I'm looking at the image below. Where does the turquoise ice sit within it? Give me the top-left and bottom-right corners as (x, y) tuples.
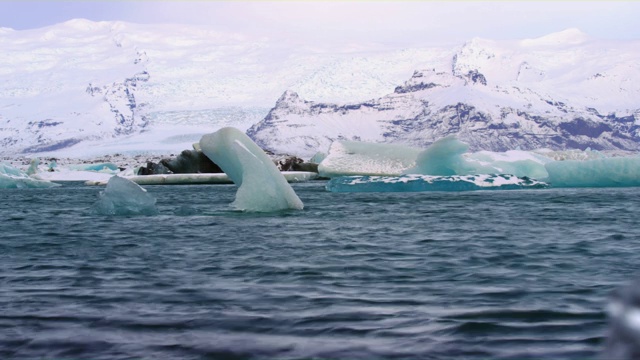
(93, 176), (158, 216)
(199, 127), (303, 212)
(0, 163), (60, 189)
(545, 156), (640, 187)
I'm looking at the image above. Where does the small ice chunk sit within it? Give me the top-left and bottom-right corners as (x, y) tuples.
(0, 163), (60, 189)
(199, 127), (303, 212)
(26, 158), (39, 176)
(93, 176), (158, 215)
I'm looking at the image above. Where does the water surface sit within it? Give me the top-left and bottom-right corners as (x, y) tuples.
(1, 182), (639, 359)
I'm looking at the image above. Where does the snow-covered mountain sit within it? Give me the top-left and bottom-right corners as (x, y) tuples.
(1, 21), (639, 159)
(248, 29), (640, 158)
(0, 19), (442, 157)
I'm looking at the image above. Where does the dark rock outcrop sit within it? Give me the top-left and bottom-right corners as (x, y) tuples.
(137, 149), (318, 176)
(137, 161), (172, 175)
(160, 150), (222, 174)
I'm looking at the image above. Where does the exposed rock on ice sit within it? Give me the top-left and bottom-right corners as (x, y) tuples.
(93, 176), (158, 216)
(199, 127), (304, 212)
(326, 174), (549, 192)
(157, 149), (222, 174)
(0, 163), (60, 189)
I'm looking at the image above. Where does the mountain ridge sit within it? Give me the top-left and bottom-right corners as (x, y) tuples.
(1, 20), (638, 157)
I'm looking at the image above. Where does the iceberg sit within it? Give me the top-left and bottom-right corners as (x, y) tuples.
(317, 136), (640, 188)
(68, 162), (120, 173)
(93, 176), (158, 216)
(326, 174), (549, 192)
(465, 150), (551, 179)
(545, 156), (640, 187)
(317, 137), (550, 179)
(199, 127), (303, 212)
(405, 136), (551, 178)
(0, 163), (60, 189)
(318, 140), (421, 178)
(404, 135), (473, 175)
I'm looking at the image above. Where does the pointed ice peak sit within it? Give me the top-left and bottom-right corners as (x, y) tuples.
(520, 28), (589, 47)
(276, 90), (302, 105)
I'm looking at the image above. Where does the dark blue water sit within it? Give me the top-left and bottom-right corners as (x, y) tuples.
(1, 182), (639, 359)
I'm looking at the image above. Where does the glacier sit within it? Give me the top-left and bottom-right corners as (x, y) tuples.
(247, 31), (640, 159)
(0, 163), (60, 189)
(199, 127), (304, 212)
(92, 176), (158, 216)
(326, 174), (549, 193)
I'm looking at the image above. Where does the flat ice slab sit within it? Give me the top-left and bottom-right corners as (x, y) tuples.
(326, 174), (549, 192)
(86, 172), (318, 186)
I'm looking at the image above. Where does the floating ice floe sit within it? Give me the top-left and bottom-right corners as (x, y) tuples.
(0, 163), (60, 189)
(200, 127), (304, 212)
(93, 176), (158, 216)
(317, 136), (551, 179)
(318, 136), (640, 188)
(318, 141), (421, 178)
(545, 156), (640, 187)
(326, 174), (549, 192)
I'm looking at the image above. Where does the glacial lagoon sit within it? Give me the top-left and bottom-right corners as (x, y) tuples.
(1, 181), (639, 359)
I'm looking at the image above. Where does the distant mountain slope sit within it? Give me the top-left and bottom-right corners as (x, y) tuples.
(247, 29), (640, 158)
(0, 19), (440, 155)
(1, 21), (639, 157)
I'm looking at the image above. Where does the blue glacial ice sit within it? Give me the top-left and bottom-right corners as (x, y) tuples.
(93, 176), (158, 216)
(69, 162), (120, 173)
(404, 135), (472, 175)
(405, 136), (552, 178)
(317, 136), (640, 188)
(545, 156), (640, 187)
(199, 127), (303, 212)
(0, 163), (60, 189)
(326, 174), (549, 193)
(317, 136), (550, 179)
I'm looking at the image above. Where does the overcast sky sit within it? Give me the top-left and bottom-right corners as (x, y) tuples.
(1, 1), (639, 47)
